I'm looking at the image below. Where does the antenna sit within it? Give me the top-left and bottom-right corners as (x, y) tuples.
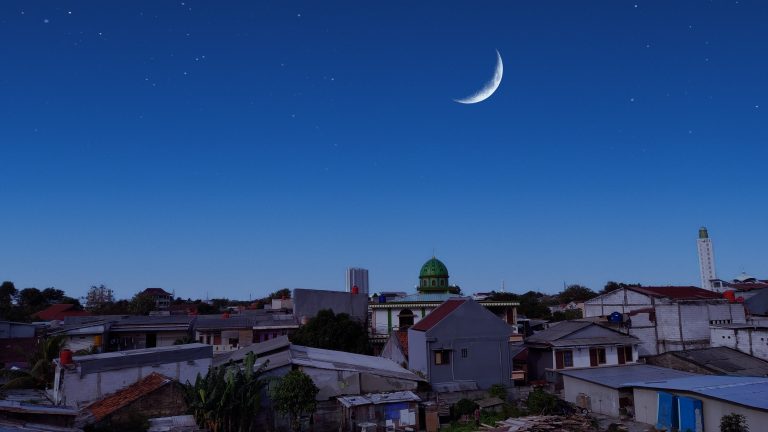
(501, 280), (506, 293)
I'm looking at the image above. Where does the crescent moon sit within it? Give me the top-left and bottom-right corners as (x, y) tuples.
(454, 50), (503, 104)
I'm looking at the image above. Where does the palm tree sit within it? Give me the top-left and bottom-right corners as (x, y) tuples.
(185, 351), (266, 432)
(1, 335), (66, 390)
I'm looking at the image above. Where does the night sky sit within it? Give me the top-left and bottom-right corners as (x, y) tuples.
(2, 1), (767, 300)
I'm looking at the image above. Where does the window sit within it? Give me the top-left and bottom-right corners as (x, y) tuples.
(555, 350), (573, 369)
(398, 309), (415, 329)
(461, 348), (468, 358)
(434, 350), (451, 365)
(618, 345), (633, 364)
(589, 348), (606, 366)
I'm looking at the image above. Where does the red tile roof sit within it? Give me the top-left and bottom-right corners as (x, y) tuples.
(629, 286), (722, 300)
(396, 330), (409, 357)
(86, 373), (172, 421)
(32, 303), (91, 321)
(411, 298), (467, 332)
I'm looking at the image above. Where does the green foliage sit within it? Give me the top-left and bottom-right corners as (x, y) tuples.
(557, 284), (596, 304)
(452, 398), (478, 419)
(185, 352), (266, 432)
(1, 335), (66, 390)
(128, 292), (156, 315)
(526, 388), (558, 415)
(270, 369), (319, 432)
(85, 284), (115, 312)
(551, 309), (583, 322)
(721, 413), (749, 432)
(488, 384), (507, 400)
(0, 281), (18, 316)
(290, 309), (371, 354)
(270, 288), (291, 299)
(602, 281), (641, 295)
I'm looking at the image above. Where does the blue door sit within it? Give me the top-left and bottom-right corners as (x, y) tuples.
(656, 392), (678, 430)
(677, 396), (703, 432)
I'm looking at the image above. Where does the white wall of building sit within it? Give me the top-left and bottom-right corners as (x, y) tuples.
(54, 354), (211, 408)
(711, 326), (768, 361)
(633, 387), (768, 432)
(562, 376), (620, 417)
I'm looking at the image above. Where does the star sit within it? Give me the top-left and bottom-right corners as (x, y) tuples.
(43, 18), (50, 24)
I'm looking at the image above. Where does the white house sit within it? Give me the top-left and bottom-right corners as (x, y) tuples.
(584, 286), (746, 356)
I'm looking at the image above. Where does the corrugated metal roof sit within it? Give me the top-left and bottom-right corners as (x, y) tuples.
(71, 343), (212, 376)
(667, 347), (768, 377)
(560, 365), (697, 389)
(338, 391), (420, 407)
(290, 345), (424, 382)
(524, 321), (593, 343)
(410, 298), (467, 332)
(213, 335), (290, 366)
(625, 375), (768, 410)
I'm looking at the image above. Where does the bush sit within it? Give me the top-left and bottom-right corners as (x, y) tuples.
(526, 388), (558, 415)
(721, 413), (749, 432)
(452, 398), (478, 419)
(488, 384), (507, 400)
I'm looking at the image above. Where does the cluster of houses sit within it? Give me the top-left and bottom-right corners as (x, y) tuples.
(4, 259), (768, 431)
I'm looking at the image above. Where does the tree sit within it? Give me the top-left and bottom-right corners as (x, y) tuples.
(270, 369), (319, 432)
(0, 281), (18, 318)
(290, 309), (371, 354)
(185, 352), (265, 432)
(129, 292), (156, 315)
(270, 288), (291, 299)
(1, 335), (66, 390)
(601, 281), (641, 295)
(85, 284), (115, 312)
(557, 284), (596, 304)
(16, 288), (47, 312)
(41, 287), (65, 304)
(721, 413), (749, 432)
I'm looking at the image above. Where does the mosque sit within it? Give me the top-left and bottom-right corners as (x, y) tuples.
(368, 256), (519, 350)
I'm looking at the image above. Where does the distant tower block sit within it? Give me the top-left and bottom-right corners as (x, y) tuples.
(697, 227), (718, 291)
(346, 267), (369, 295)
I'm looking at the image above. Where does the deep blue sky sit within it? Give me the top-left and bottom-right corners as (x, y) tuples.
(2, 1), (767, 301)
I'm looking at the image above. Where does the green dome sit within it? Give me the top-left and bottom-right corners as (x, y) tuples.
(419, 257), (449, 278)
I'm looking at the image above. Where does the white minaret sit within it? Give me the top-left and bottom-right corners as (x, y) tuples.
(697, 227), (718, 291)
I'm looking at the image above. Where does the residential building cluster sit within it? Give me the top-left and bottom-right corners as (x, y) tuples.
(2, 227), (768, 431)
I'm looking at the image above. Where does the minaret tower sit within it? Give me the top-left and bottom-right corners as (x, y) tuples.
(697, 227), (717, 291)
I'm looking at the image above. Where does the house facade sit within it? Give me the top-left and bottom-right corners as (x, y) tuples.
(408, 298), (516, 389)
(524, 321), (639, 384)
(583, 285), (746, 356)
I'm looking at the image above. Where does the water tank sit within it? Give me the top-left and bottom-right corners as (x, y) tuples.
(60, 349), (73, 365)
(351, 285), (359, 295)
(379, 294), (386, 303)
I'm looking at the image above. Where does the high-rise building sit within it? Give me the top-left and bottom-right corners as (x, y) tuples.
(697, 227), (718, 291)
(346, 267), (369, 295)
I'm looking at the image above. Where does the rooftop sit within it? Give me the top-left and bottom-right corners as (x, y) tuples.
(32, 304), (91, 321)
(337, 391), (420, 408)
(526, 320), (638, 347)
(411, 298), (467, 332)
(68, 343), (212, 376)
(85, 373), (172, 421)
(559, 364), (696, 389)
(662, 347), (768, 377)
(626, 375), (768, 410)
(628, 286), (723, 300)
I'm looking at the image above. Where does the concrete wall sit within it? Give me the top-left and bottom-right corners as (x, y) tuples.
(711, 326), (768, 361)
(293, 289), (368, 323)
(562, 376), (620, 417)
(632, 387), (768, 432)
(380, 335), (407, 367)
(407, 328), (427, 376)
(0, 322), (36, 338)
(57, 356), (211, 407)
